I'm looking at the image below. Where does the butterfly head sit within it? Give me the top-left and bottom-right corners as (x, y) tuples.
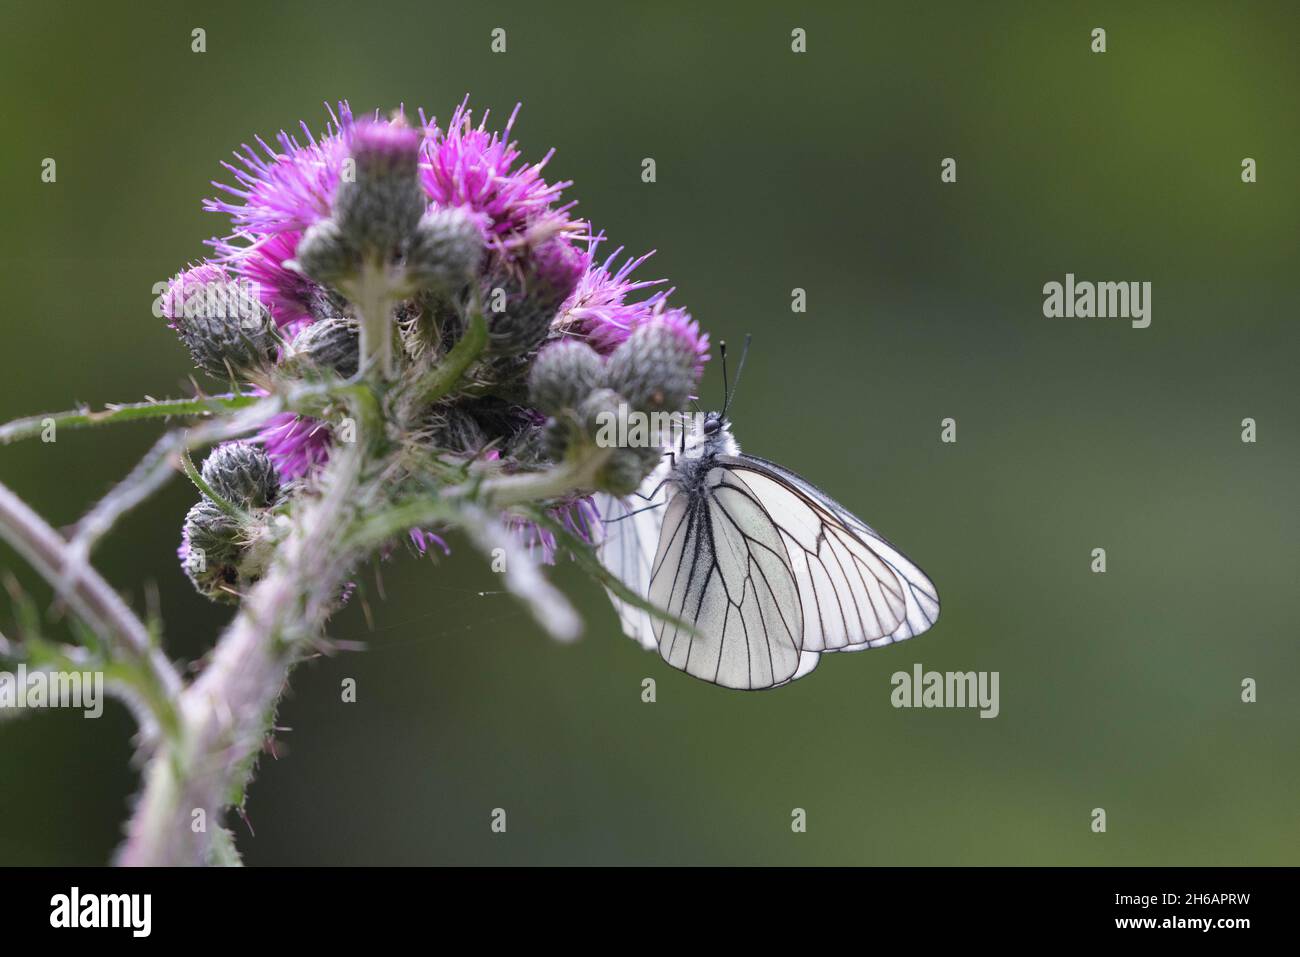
(684, 410), (738, 460)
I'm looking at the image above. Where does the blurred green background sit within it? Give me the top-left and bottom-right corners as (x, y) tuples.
(1, 0), (1296, 865)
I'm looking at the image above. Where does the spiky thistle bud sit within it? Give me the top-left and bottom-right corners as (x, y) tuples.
(178, 499), (249, 604)
(604, 317), (703, 415)
(406, 206), (486, 291)
(596, 445), (663, 496)
(577, 387), (626, 444)
(333, 121), (427, 258)
(483, 238), (585, 356)
(308, 287), (352, 324)
(295, 219), (356, 287)
(528, 339), (605, 414)
(287, 317), (360, 378)
(163, 266), (279, 379)
(200, 442), (280, 509)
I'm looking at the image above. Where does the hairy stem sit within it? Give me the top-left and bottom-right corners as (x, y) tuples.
(415, 310), (487, 405)
(347, 444), (613, 551)
(351, 262), (396, 381)
(117, 430), (365, 866)
(0, 394), (260, 446)
(0, 480), (183, 736)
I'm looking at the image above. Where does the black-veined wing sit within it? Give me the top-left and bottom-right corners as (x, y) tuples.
(717, 454), (940, 652)
(593, 461), (671, 651)
(647, 466), (810, 689)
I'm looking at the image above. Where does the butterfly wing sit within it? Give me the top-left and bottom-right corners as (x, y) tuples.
(647, 466), (806, 689)
(717, 453), (940, 651)
(593, 460), (670, 650)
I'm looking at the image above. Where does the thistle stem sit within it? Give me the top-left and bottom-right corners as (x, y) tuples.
(117, 428), (365, 866)
(0, 394), (260, 446)
(352, 262), (395, 381)
(0, 480), (183, 735)
(415, 310), (488, 404)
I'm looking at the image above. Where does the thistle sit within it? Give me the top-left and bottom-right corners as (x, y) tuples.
(0, 97), (708, 867)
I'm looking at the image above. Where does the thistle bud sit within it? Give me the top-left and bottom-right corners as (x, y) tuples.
(481, 276), (550, 356)
(528, 340), (605, 415)
(577, 387), (625, 445)
(288, 317), (360, 378)
(178, 499), (248, 604)
(163, 265), (279, 378)
(406, 206), (486, 291)
(604, 316), (703, 415)
(295, 219), (356, 287)
(530, 237), (586, 304)
(333, 121), (427, 257)
(308, 287), (351, 324)
(483, 238), (585, 356)
(199, 442), (279, 509)
(596, 445), (663, 496)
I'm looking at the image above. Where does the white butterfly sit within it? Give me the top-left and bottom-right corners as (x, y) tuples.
(595, 403), (940, 691)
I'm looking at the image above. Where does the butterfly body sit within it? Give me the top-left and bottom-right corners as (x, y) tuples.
(597, 408), (941, 690)
(664, 410), (737, 494)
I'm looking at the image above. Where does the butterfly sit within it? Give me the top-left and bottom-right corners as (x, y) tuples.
(595, 340), (940, 690)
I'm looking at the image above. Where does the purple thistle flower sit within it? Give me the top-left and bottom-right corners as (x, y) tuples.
(552, 237), (708, 373)
(419, 99), (577, 250)
(206, 102), (355, 236)
(504, 495), (602, 566)
(409, 528), (451, 556)
(176, 526), (194, 565)
(529, 235), (587, 301)
(349, 118), (422, 174)
(257, 412), (332, 480)
(641, 301), (710, 381)
(217, 230), (318, 335)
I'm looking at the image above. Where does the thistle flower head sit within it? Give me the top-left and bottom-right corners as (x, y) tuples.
(171, 97), (715, 595)
(420, 100), (578, 249)
(349, 118), (422, 175)
(257, 413), (332, 480)
(530, 235), (587, 300)
(482, 235), (587, 356)
(550, 238), (706, 374)
(220, 230), (318, 335)
(503, 496), (601, 566)
(206, 102), (354, 236)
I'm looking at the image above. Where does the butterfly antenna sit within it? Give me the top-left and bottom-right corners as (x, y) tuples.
(720, 334), (752, 417)
(719, 340), (730, 409)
